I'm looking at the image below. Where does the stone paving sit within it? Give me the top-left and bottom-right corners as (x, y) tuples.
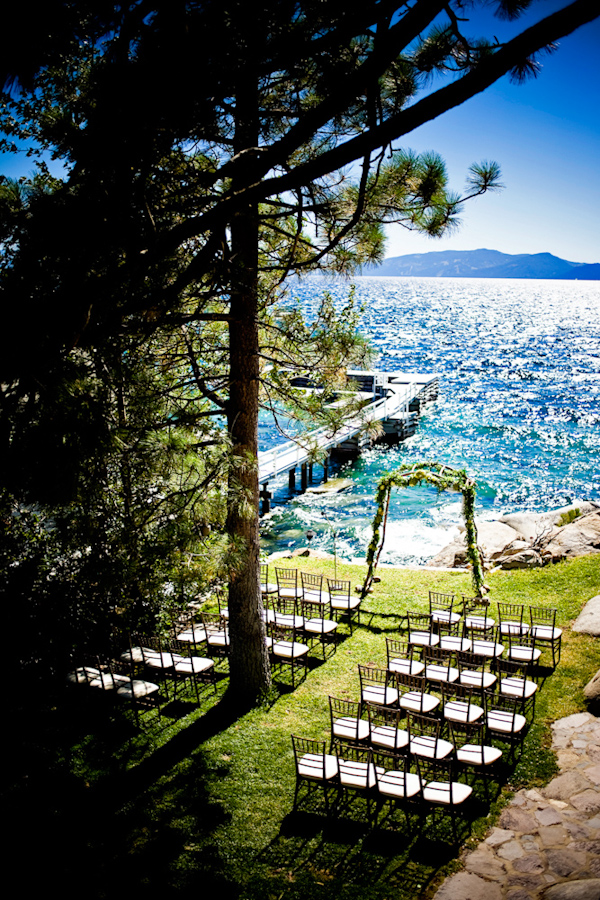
(434, 712), (600, 900)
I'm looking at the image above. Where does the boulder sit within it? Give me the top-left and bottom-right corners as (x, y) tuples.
(542, 511), (600, 562)
(474, 520), (523, 556)
(430, 519), (520, 568)
(435, 872), (503, 900)
(291, 547), (334, 560)
(495, 548), (544, 569)
(428, 539), (469, 568)
(306, 477), (353, 494)
(430, 503), (600, 571)
(584, 668), (600, 702)
(499, 501), (598, 543)
(573, 596), (600, 636)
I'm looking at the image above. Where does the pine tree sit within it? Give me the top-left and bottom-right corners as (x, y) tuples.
(1, 1), (597, 705)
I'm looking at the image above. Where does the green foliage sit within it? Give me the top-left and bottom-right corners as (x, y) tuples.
(362, 462), (485, 598)
(557, 508), (580, 527)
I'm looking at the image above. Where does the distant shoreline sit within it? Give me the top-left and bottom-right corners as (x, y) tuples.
(361, 248), (600, 281)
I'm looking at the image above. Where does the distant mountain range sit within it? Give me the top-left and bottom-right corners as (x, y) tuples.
(368, 249), (600, 280)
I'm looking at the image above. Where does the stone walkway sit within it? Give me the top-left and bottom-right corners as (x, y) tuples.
(434, 712), (600, 900)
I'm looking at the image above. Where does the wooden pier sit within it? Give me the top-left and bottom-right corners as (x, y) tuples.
(257, 370), (439, 513)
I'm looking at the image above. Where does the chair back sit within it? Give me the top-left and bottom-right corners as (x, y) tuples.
(442, 681), (484, 721)
(386, 637), (423, 675)
(335, 743), (376, 790)
(416, 755), (472, 807)
(276, 567), (298, 589)
(292, 735), (331, 781)
(367, 703), (409, 754)
(497, 602), (528, 635)
(429, 591), (455, 612)
(329, 695), (368, 744)
(301, 571), (323, 591)
(529, 605), (557, 629)
(359, 664), (398, 706)
(327, 578), (351, 601)
(423, 645), (454, 667)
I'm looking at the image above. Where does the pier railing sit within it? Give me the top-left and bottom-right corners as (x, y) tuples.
(257, 379), (424, 484)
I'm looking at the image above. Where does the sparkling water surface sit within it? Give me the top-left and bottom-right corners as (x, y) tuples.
(259, 277), (600, 565)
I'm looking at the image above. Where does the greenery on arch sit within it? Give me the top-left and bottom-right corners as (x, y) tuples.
(361, 462), (486, 599)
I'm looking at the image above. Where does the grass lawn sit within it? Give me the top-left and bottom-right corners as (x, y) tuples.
(8, 554), (600, 899)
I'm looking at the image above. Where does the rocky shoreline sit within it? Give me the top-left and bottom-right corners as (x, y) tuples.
(429, 501), (600, 572)
(265, 501), (600, 571)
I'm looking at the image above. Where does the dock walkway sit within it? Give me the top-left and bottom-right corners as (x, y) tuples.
(257, 370), (438, 512)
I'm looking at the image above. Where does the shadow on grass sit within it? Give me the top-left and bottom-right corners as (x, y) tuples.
(4, 684), (252, 899)
(247, 797), (471, 900)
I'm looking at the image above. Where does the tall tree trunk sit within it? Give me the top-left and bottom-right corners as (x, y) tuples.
(224, 43), (272, 706)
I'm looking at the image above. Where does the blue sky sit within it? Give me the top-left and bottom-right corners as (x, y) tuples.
(2, 3), (598, 265)
(386, 2), (600, 263)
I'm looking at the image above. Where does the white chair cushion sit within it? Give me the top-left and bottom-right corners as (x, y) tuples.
(499, 677), (537, 699)
(410, 736), (454, 759)
(465, 615), (495, 630)
(117, 679), (159, 699)
(333, 717), (370, 742)
(370, 726), (409, 751)
(261, 581), (278, 594)
(273, 613), (304, 629)
(500, 622), (529, 636)
(304, 618), (338, 634)
(361, 686), (399, 706)
(460, 670), (496, 690)
(174, 656), (214, 674)
(471, 639), (504, 657)
(67, 666), (100, 685)
(487, 709), (527, 734)
(424, 663), (459, 683)
(330, 596), (361, 611)
(339, 760), (381, 790)
(443, 700), (484, 724)
(399, 691), (439, 714)
(423, 780), (472, 805)
(298, 753), (338, 781)
(121, 647), (145, 663)
(508, 646), (542, 663)
(439, 636), (472, 653)
(302, 590), (326, 606)
(176, 626), (208, 643)
(272, 640), (309, 659)
(89, 672), (130, 691)
(431, 611), (461, 625)
(408, 631), (439, 647)
(388, 658), (425, 676)
(377, 770), (421, 799)
(530, 625), (562, 640)
(457, 743), (502, 766)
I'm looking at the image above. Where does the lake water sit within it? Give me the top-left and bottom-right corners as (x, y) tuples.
(259, 276), (600, 565)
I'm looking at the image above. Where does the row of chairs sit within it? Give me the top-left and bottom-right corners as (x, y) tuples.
(292, 736), (474, 840)
(330, 697), (504, 774)
(67, 655), (162, 727)
(387, 638), (537, 694)
(290, 603), (550, 837)
(166, 569), (364, 688)
(126, 634), (217, 701)
(425, 593), (562, 667)
(67, 632), (218, 726)
(264, 567), (362, 633)
(357, 664), (533, 753)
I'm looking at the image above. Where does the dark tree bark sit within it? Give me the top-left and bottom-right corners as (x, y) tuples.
(225, 35), (271, 705)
